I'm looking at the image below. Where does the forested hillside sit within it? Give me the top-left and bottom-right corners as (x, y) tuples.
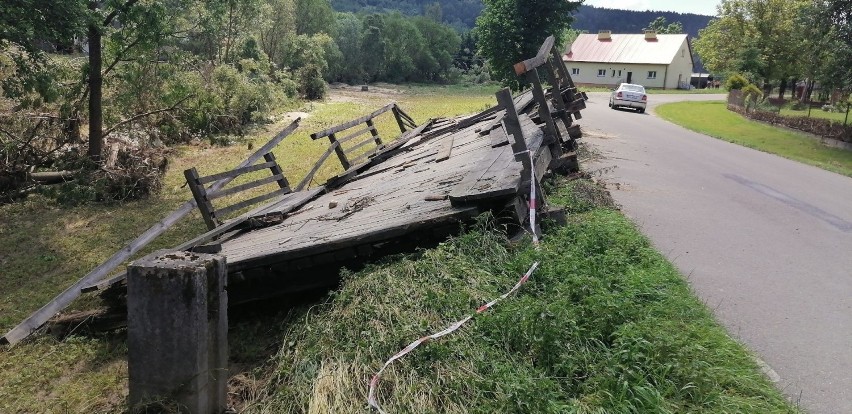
(329, 2), (714, 37)
(330, 0), (483, 30)
(573, 6), (713, 38)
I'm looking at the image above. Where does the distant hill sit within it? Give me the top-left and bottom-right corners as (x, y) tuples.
(329, 2), (713, 36)
(329, 0), (483, 30)
(572, 6), (714, 39)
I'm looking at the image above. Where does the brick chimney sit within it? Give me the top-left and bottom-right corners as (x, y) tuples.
(598, 30), (612, 40)
(644, 30), (657, 40)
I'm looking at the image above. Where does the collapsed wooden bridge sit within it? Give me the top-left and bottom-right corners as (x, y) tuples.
(2, 35), (587, 345)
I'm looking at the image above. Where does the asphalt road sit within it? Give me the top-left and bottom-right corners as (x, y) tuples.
(580, 92), (852, 413)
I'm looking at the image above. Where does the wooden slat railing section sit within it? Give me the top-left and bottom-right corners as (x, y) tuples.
(184, 152), (292, 231)
(298, 102), (419, 190)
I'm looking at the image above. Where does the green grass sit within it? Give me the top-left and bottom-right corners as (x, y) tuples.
(780, 106), (851, 124)
(243, 177), (796, 413)
(0, 86), (797, 412)
(656, 101), (852, 177)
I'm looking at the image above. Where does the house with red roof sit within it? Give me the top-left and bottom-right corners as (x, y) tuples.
(564, 30), (694, 89)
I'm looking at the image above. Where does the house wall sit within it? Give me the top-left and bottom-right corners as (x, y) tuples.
(566, 38), (695, 89)
(666, 38), (694, 89)
(566, 62), (668, 88)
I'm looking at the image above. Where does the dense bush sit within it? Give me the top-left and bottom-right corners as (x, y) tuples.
(726, 74), (749, 91)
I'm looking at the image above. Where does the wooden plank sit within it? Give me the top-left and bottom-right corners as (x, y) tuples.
(490, 127), (509, 148)
(336, 125), (375, 145)
(294, 141), (340, 191)
(348, 151), (375, 167)
(365, 119), (383, 145)
(526, 68), (561, 145)
(391, 106), (407, 133)
(329, 133), (351, 170)
(343, 136), (377, 155)
(1, 118), (301, 346)
(217, 188), (292, 218)
(448, 144), (506, 204)
(514, 35), (555, 75)
(550, 45), (576, 90)
(83, 187), (326, 293)
(207, 174), (286, 200)
(264, 152), (290, 191)
(184, 167), (219, 230)
(435, 133), (456, 162)
(197, 161), (278, 185)
(310, 104), (395, 140)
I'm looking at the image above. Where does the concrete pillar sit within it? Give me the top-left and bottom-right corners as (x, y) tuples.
(127, 250), (228, 414)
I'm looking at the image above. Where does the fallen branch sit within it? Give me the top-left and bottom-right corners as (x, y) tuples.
(101, 94), (193, 140)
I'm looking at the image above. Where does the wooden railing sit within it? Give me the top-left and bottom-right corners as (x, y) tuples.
(184, 152), (291, 230)
(296, 103), (418, 190)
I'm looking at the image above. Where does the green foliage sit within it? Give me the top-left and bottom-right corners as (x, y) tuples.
(726, 74), (749, 91)
(475, 0), (581, 90)
(295, 0), (337, 36)
(742, 83), (763, 106)
(645, 16), (684, 34)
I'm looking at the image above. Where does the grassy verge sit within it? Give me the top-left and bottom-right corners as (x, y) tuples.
(656, 101), (852, 177)
(243, 177), (796, 413)
(780, 106), (850, 124)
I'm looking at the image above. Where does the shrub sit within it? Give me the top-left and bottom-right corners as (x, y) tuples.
(726, 74), (749, 91)
(742, 83), (763, 110)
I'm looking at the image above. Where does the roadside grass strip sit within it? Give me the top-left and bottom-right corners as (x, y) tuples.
(656, 100), (852, 177)
(245, 177), (797, 413)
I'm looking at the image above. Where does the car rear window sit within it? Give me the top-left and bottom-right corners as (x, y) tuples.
(622, 85), (645, 93)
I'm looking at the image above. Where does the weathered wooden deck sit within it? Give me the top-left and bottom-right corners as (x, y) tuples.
(218, 110), (546, 278)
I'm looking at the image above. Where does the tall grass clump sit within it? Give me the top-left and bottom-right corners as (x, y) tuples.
(245, 176), (797, 414)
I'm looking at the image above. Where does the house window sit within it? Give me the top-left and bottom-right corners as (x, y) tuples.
(648, 71), (657, 79)
(618, 70), (622, 77)
(612, 70), (616, 77)
(682, 49), (685, 57)
(597, 69), (606, 77)
(572, 68), (580, 75)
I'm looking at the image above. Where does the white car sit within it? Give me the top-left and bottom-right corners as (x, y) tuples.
(609, 83), (647, 113)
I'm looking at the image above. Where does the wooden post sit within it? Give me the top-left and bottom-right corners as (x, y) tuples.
(366, 119), (383, 146)
(263, 152), (290, 191)
(550, 45), (575, 90)
(495, 88), (532, 178)
(127, 251), (228, 414)
(525, 68), (562, 146)
(184, 168), (219, 230)
(328, 133), (351, 170)
(391, 106), (407, 133)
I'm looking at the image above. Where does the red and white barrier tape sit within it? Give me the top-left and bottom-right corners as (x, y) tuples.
(367, 262), (540, 413)
(528, 153), (539, 245)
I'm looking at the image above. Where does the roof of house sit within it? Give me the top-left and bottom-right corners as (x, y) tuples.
(564, 33), (691, 65)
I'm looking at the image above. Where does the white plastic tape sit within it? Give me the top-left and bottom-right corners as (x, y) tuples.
(368, 262), (541, 413)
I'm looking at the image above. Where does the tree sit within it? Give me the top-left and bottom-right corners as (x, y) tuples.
(475, 0), (582, 90)
(295, 0), (336, 36)
(645, 16), (684, 34)
(361, 15), (386, 82)
(817, 0), (852, 91)
(694, 0), (806, 92)
(334, 13), (364, 83)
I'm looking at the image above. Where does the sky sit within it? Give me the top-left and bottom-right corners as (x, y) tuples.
(582, 0), (722, 16)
